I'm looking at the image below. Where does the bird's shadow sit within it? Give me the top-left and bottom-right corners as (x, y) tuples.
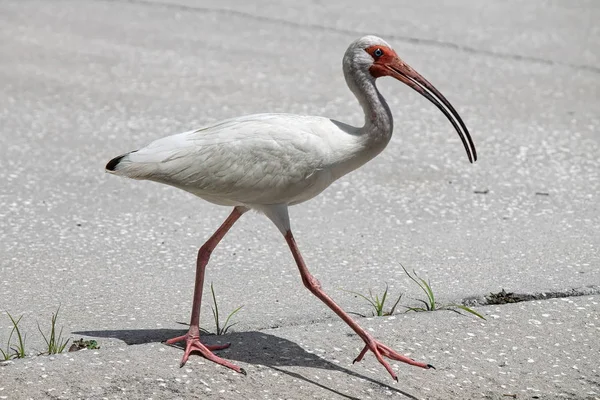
(73, 328), (419, 400)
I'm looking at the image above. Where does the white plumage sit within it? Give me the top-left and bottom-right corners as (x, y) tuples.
(106, 35), (476, 380)
(109, 114), (376, 209)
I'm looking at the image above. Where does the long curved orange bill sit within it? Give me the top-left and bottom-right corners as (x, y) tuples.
(386, 59), (477, 163)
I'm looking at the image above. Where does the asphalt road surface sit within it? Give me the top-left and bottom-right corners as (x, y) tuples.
(1, 0), (598, 399)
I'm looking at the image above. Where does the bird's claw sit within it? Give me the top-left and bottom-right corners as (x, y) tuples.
(165, 331), (245, 374)
(353, 338), (431, 381)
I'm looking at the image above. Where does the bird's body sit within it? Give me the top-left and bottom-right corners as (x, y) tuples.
(110, 113), (387, 211)
(106, 35), (476, 380)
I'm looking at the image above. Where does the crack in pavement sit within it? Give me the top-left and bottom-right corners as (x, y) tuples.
(257, 285), (600, 331)
(95, 0), (600, 74)
(203, 285), (600, 334)
(463, 285), (600, 307)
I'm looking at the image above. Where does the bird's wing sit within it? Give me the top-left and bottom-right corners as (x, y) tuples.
(113, 114), (351, 205)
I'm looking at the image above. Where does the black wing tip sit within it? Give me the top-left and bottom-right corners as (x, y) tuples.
(106, 154), (126, 171)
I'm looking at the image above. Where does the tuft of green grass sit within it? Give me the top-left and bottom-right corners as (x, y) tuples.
(37, 306), (70, 355)
(345, 284), (403, 317)
(201, 282), (243, 336)
(401, 265), (486, 320)
(0, 312), (26, 360)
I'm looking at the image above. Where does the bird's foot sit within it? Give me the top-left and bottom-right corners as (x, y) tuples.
(353, 337), (433, 381)
(165, 332), (246, 375)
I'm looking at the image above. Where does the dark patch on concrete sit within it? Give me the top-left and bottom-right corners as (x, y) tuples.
(462, 285), (600, 307)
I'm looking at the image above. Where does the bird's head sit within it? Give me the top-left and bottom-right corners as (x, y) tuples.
(344, 35), (477, 163)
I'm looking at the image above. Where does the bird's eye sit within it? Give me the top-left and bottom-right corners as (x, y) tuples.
(373, 48), (383, 57)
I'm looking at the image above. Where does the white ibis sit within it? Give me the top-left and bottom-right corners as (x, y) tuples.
(106, 35), (477, 381)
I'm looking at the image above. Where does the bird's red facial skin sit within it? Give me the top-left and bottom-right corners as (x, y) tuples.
(365, 45), (399, 78)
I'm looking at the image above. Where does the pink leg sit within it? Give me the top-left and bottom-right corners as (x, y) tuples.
(166, 207), (247, 374)
(284, 231), (433, 381)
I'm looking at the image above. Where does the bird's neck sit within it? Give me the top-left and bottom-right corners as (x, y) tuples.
(325, 69), (394, 182)
(348, 73), (394, 144)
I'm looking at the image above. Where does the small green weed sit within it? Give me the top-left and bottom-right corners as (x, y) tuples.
(0, 312), (26, 360)
(345, 285), (402, 317)
(401, 265), (485, 320)
(69, 338), (99, 352)
(37, 306), (70, 355)
(201, 282), (243, 335)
